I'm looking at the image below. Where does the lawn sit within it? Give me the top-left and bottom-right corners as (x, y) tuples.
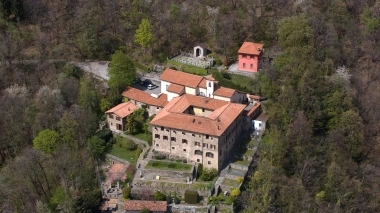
(222, 178), (241, 188)
(145, 160), (192, 171)
(212, 70), (257, 93)
(244, 149), (255, 157)
(132, 132), (152, 145)
(230, 73), (256, 92)
(108, 138), (141, 166)
(167, 59), (208, 76)
(233, 160), (251, 166)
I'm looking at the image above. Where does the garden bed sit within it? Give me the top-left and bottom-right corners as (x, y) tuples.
(145, 160), (192, 171)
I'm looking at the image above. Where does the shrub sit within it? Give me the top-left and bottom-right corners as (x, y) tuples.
(136, 147), (143, 158)
(124, 139), (138, 151)
(152, 162), (159, 167)
(154, 191), (166, 201)
(140, 207), (151, 213)
(168, 163), (176, 168)
(200, 168), (218, 181)
(230, 188), (241, 197)
(123, 186), (131, 199)
(95, 129), (113, 143)
(237, 177), (244, 184)
(197, 164), (203, 179)
(221, 70), (231, 79)
(184, 190), (198, 204)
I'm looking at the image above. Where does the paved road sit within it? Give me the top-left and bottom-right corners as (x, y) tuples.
(72, 61), (110, 80)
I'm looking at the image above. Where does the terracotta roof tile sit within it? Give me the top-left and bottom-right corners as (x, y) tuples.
(122, 87), (168, 107)
(245, 103), (261, 117)
(199, 76), (217, 88)
(124, 200), (167, 212)
(150, 94), (246, 136)
(105, 102), (138, 118)
(213, 86), (236, 98)
(166, 83), (185, 94)
(160, 69), (204, 88)
(238, 42), (264, 55)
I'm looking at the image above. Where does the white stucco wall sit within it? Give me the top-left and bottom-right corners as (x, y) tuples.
(185, 87), (197, 95)
(213, 95), (231, 102)
(160, 80), (170, 94)
(167, 92), (179, 101)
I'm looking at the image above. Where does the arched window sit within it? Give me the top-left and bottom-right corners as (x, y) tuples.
(206, 152), (214, 158)
(194, 150), (202, 155)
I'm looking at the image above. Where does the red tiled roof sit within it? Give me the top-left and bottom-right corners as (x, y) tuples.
(166, 83), (185, 94)
(124, 200), (167, 212)
(160, 69), (204, 88)
(246, 103), (261, 117)
(105, 102), (138, 118)
(213, 86), (236, 98)
(249, 94), (261, 100)
(238, 42), (264, 55)
(198, 76), (217, 88)
(150, 94), (246, 136)
(122, 87), (168, 107)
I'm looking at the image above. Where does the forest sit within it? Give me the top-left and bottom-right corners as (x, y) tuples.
(1, 0), (380, 212)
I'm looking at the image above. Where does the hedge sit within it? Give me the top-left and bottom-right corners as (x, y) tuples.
(184, 190), (198, 204)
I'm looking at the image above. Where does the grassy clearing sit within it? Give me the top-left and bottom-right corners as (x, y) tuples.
(145, 160), (192, 171)
(167, 59), (208, 76)
(132, 132), (152, 145)
(245, 149), (255, 157)
(222, 178), (241, 187)
(108, 138), (141, 166)
(233, 160), (251, 166)
(212, 70), (257, 93)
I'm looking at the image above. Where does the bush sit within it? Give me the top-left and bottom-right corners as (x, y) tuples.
(95, 129), (113, 143)
(123, 186), (131, 199)
(140, 207), (151, 213)
(237, 177), (244, 184)
(200, 168), (218, 181)
(230, 188), (241, 197)
(184, 190), (198, 204)
(154, 191), (166, 201)
(124, 139), (138, 151)
(168, 163), (176, 168)
(221, 70), (232, 79)
(197, 164), (203, 179)
(152, 162), (159, 167)
(136, 147), (143, 158)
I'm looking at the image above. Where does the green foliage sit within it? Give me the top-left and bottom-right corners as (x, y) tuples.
(154, 191), (166, 201)
(63, 63), (83, 79)
(360, 6), (380, 32)
(184, 190), (198, 204)
(197, 164), (203, 179)
(79, 75), (101, 114)
(100, 98), (111, 112)
(108, 50), (136, 94)
(87, 136), (106, 157)
(33, 129), (59, 154)
(123, 186), (131, 199)
(230, 188), (241, 197)
(200, 168), (218, 181)
(237, 177), (244, 184)
(277, 16), (313, 49)
(135, 18), (154, 49)
(211, 70), (254, 93)
(73, 189), (101, 213)
(94, 129), (113, 143)
(124, 138), (138, 151)
(140, 207), (151, 213)
(167, 59), (208, 75)
(50, 186), (66, 208)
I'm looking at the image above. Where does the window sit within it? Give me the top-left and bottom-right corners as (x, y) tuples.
(210, 145), (216, 149)
(171, 137), (176, 142)
(250, 64), (253, 69)
(243, 63), (246, 68)
(259, 123), (262, 127)
(182, 132), (185, 135)
(183, 149), (186, 152)
(210, 137), (213, 140)
(157, 107), (159, 109)
(163, 136), (168, 140)
(203, 143), (208, 148)
(161, 127), (164, 131)
(166, 128), (169, 132)
(173, 130), (176, 134)
(206, 152), (214, 158)
(208, 82), (211, 87)
(197, 159), (200, 162)
(155, 134), (160, 139)
(156, 144), (159, 147)
(192, 134), (195, 137)
(219, 151), (222, 156)
(116, 116), (121, 121)
(202, 108), (205, 112)
(208, 161), (211, 164)
(154, 127), (158, 130)
(195, 150), (202, 155)
(206, 135), (209, 139)
(166, 84), (169, 89)
(195, 142), (201, 146)
(172, 147), (175, 149)
(182, 139), (188, 144)
(109, 114), (114, 119)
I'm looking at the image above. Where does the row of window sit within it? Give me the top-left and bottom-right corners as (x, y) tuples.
(242, 63), (254, 69)
(108, 114), (121, 121)
(154, 130), (213, 140)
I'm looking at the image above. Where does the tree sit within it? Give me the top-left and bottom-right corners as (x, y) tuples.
(33, 129), (60, 154)
(87, 136), (106, 157)
(123, 186), (131, 199)
(153, 191), (166, 201)
(135, 18), (154, 58)
(108, 50), (136, 99)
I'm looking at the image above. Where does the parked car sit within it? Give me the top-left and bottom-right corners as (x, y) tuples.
(140, 79), (152, 87)
(148, 84), (158, 90)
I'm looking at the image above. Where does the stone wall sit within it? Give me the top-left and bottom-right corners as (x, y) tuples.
(230, 163), (249, 171)
(142, 163), (195, 180)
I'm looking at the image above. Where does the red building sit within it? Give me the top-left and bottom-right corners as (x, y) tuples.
(237, 42), (264, 72)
